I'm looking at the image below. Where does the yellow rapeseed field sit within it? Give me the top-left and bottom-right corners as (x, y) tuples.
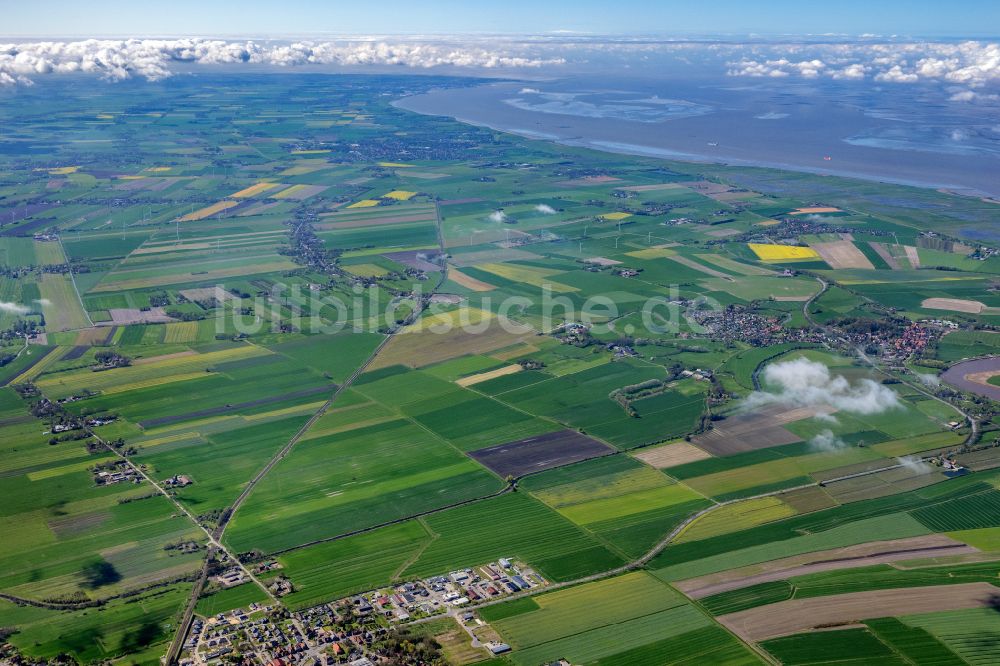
(674, 496), (797, 543)
(455, 364), (522, 387)
(600, 211), (633, 221)
(347, 199), (381, 209)
(409, 307), (495, 331)
(164, 321), (201, 343)
(36, 166), (80, 175)
(626, 247), (677, 260)
(271, 184), (309, 199)
(748, 243), (821, 261)
(383, 190), (417, 201)
(179, 200), (239, 221)
(230, 182), (280, 198)
(281, 164), (326, 176)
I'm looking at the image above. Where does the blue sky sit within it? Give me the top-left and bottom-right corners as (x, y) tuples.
(4, 0), (999, 38)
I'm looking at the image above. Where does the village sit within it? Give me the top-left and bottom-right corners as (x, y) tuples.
(181, 558), (545, 666)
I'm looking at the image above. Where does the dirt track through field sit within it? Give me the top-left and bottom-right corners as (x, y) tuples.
(448, 268), (497, 291)
(456, 364), (522, 387)
(677, 534), (977, 599)
(789, 207), (842, 215)
(868, 241), (901, 269)
(667, 254), (734, 278)
(691, 404), (836, 455)
(718, 582), (997, 641)
(634, 441), (712, 468)
(922, 297), (987, 314)
(164, 202), (454, 664)
(810, 240), (874, 270)
(469, 429), (614, 478)
(319, 212), (436, 229)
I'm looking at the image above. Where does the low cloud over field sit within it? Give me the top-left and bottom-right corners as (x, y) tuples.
(0, 301), (30, 315)
(916, 372), (941, 388)
(748, 357), (902, 415)
(809, 429), (846, 452)
(897, 455), (934, 474)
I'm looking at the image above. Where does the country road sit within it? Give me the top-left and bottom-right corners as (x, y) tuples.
(409, 464), (907, 624)
(801, 275), (978, 446)
(162, 228), (981, 662)
(165, 203), (455, 663)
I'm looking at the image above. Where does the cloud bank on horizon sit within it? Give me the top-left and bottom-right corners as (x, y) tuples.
(0, 38), (565, 86)
(724, 40), (1000, 88)
(1, 37), (1000, 95)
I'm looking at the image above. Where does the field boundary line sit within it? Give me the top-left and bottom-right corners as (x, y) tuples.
(16, 384), (277, 665)
(409, 463), (943, 628)
(801, 274), (978, 444)
(0, 568), (199, 611)
(217, 200), (452, 543)
(265, 483), (515, 557)
(58, 234), (95, 328)
(392, 518), (439, 581)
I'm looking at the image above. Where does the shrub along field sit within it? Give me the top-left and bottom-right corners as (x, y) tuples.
(0, 582), (191, 663)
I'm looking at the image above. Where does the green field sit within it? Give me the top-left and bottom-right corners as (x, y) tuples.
(0, 67), (997, 666)
(0, 585), (190, 663)
(488, 572), (761, 666)
(761, 628), (903, 665)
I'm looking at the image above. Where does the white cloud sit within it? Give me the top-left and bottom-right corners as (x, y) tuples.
(875, 65), (920, 83)
(33, 298), (52, 307)
(814, 411), (840, 424)
(4, 37), (1000, 90)
(0, 38), (565, 86)
(488, 210), (508, 223)
(915, 372), (941, 388)
(832, 63), (867, 80)
(748, 357), (902, 415)
(809, 429), (846, 452)
(795, 59), (826, 78)
(897, 455), (933, 475)
(949, 88), (1000, 102)
(726, 41), (1000, 86)
(534, 204), (557, 214)
(0, 301), (30, 314)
